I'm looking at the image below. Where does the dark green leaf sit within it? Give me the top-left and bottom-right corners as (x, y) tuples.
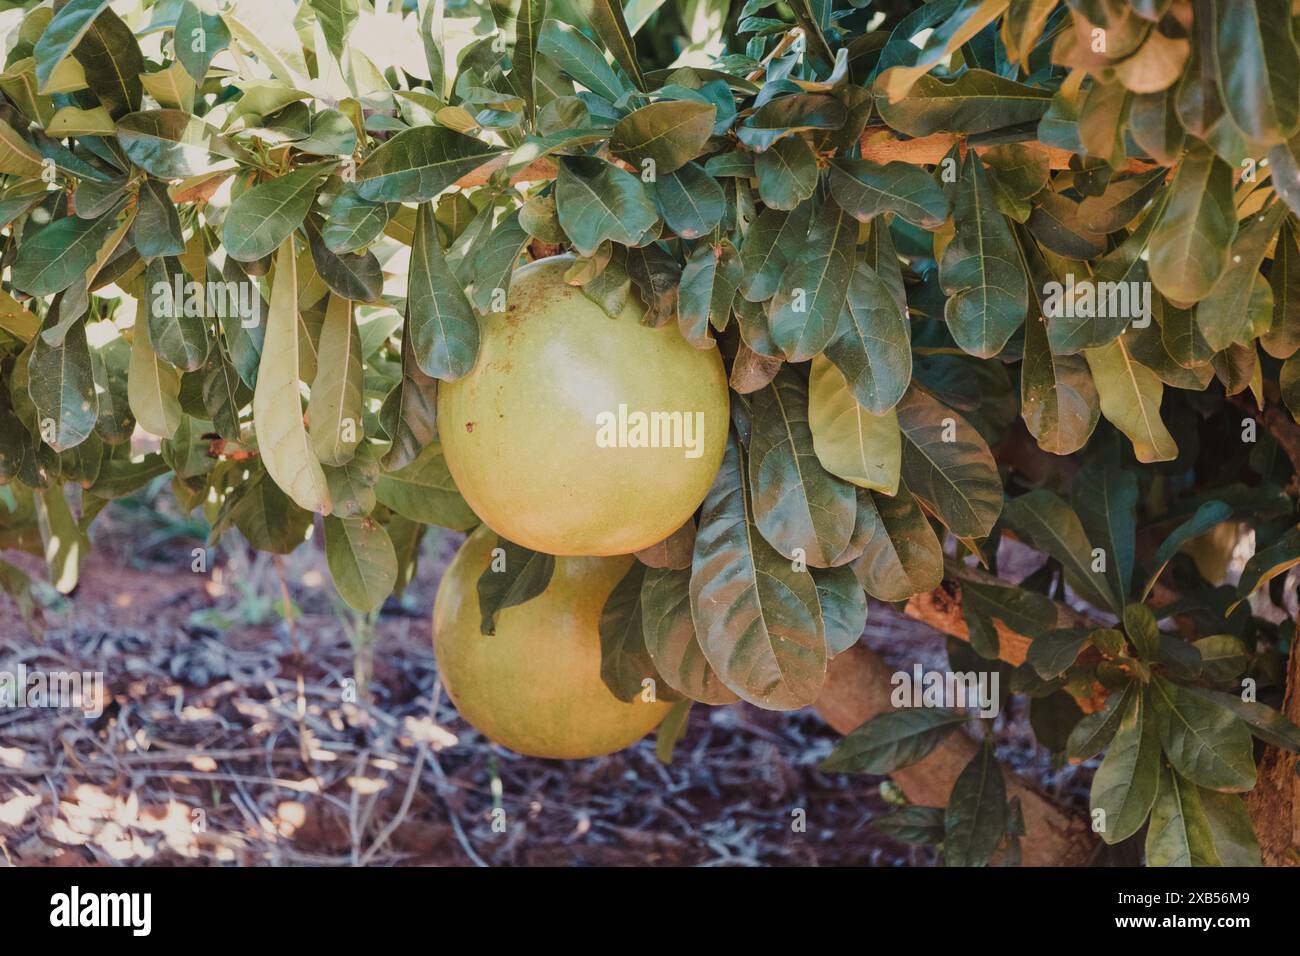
(1151, 676), (1256, 792)
(944, 741), (1007, 868)
(828, 157), (950, 229)
(940, 152), (1028, 358)
(355, 126), (502, 203)
(477, 536), (554, 635)
(689, 435), (827, 709)
(642, 565), (736, 704)
(823, 708), (967, 774)
(223, 168), (326, 262)
(611, 100), (715, 174)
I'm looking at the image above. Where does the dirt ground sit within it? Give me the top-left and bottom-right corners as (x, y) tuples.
(0, 494), (1087, 867)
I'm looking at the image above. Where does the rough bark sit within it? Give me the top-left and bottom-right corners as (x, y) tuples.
(1244, 639), (1300, 865)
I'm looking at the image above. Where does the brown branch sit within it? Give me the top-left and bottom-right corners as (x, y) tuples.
(1230, 387), (1300, 864)
(451, 127), (1160, 191)
(811, 642), (1098, 866)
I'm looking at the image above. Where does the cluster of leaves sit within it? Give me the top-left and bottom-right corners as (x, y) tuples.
(2, 0), (1300, 864)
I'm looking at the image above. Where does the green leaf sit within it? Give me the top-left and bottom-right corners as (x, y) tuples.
(200, 341), (245, 443)
(1264, 215), (1300, 358)
(252, 238), (331, 515)
(1199, 788), (1262, 866)
(374, 439), (476, 528)
(1020, 311), (1099, 455)
(508, 0), (547, 120)
(1148, 143), (1237, 304)
(34, 0), (110, 94)
(355, 126), (502, 203)
(1181, 686), (1300, 754)
(1214, 0), (1300, 145)
(1124, 603), (1160, 659)
(322, 188), (391, 255)
(470, 210), (531, 313)
(1195, 201), (1287, 351)
(598, 562), (659, 701)
(555, 156), (659, 256)
(1090, 685), (1161, 844)
(143, 258), (209, 372)
(1072, 171), (1163, 236)
(324, 515), (396, 613)
(1232, 524), (1300, 608)
(1067, 681), (1134, 761)
(1140, 500), (1231, 600)
(739, 203), (812, 303)
(537, 20), (628, 103)
(28, 309), (97, 453)
(766, 199), (856, 361)
(754, 134), (818, 211)
(873, 805), (946, 846)
(823, 709), (967, 774)
(690, 435), (827, 709)
(1145, 762), (1223, 866)
(1193, 635), (1248, 683)
(132, 179), (185, 258)
(813, 564), (868, 654)
(896, 386), (1001, 539)
(309, 0), (359, 63)
(642, 565), (736, 704)
(12, 204), (128, 296)
(808, 355), (900, 495)
(851, 488), (944, 602)
(379, 334), (439, 471)
(176, 0), (230, 82)
(823, 232), (911, 415)
(940, 152), (1029, 358)
(944, 740), (1007, 868)
(652, 162), (725, 240)
(875, 0), (1009, 103)
(223, 168), (325, 263)
(407, 201), (480, 381)
(748, 367), (858, 567)
(829, 157), (950, 230)
(0, 118), (48, 179)
(738, 93), (847, 151)
(70, 3), (141, 118)
(875, 68), (1052, 137)
(1003, 488), (1117, 613)
(1026, 628), (1092, 680)
(301, 215), (380, 301)
(116, 109), (251, 179)
(1083, 336), (1178, 464)
(573, 0), (646, 92)
(678, 238), (740, 347)
(476, 536), (555, 635)
(611, 100), (715, 174)
(1151, 676), (1256, 792)
(127, 319), (182, 439)
(307, 294), (362, 466)
(1072, 457), (1137, 609)
(35, 483), (87, 594)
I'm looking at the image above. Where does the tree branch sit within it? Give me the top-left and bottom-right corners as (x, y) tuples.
(812, 642), (1098, 866)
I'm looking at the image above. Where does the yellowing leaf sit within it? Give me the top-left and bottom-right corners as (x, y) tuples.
(1084, 337), (1178, 463)
(253, 238), (332, 515)
(808, 355), (901, 495)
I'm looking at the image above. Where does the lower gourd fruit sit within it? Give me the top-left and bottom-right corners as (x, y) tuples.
(438, 254), (729, 556)
(432, 524), (673, 759)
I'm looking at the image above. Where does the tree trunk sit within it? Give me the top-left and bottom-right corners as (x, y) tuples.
(1245, 639), (1300, 865)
